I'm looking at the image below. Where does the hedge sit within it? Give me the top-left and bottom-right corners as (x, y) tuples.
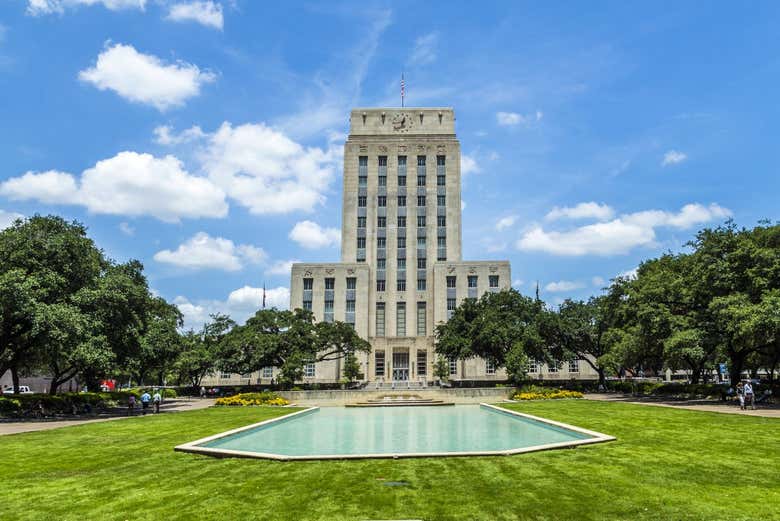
(214, 392), (289, 407)
(0, 391), (140, 418)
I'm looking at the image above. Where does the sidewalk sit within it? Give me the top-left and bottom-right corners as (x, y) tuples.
(585, 393), (780, 418)
(0, 398), (216, 436)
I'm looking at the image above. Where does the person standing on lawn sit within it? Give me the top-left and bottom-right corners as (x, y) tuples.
(152, 390), (162, 414)
(736, 382), (745, 410)
(140, 391), (151, 415)
(128, 394), (136, 415)
(743, 381), (755, 410)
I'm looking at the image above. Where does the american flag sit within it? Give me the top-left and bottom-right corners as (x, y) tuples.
(401, 73), (405, 107)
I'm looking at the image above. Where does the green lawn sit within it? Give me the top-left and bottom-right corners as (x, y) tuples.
(1, 401), (778, 521)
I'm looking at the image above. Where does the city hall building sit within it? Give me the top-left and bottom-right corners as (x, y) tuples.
(289, 107), (511, 385)
(204, 107), (598, 387)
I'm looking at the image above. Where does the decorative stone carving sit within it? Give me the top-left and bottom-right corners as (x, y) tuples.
(398, 145), (407, 152)
(359, 144), (368, 153)
(468, 266), (477, 274)
(325, 268), (335, 275)
(447, 266), (456, 273)
(303, 270), (313, 276)
(378, 145), (388, 153)
(417, 145), (425, 153)
(489, 266), (498, 273)
(347, 268), (355, 275)
(437, 145), (446, 154)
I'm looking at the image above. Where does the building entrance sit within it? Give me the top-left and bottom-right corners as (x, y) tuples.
(392, 352), (410, 381)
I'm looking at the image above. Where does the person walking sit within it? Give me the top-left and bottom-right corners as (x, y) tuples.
(744, 381), (755, 410)
(152, 390), (162, 414)
(736, 382), (745, 410)
(128, 394), (136, 416)
(140, 390), (151, 415)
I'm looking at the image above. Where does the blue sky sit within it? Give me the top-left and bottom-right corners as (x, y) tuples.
(1, 1), (779, 329)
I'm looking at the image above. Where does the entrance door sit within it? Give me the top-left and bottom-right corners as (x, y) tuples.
(392, 352), (409, 381)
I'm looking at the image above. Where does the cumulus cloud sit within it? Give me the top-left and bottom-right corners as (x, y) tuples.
(496, 110), (543, 127)
(27, 0), (145, 15)
(662, 150), (687, 166)
(153, 124), (206, 145)
(495, 215), (517, 231)
(545, 202), (615, 222)
(409, 32), (438, 66)
(154, 232), (266, 271)
(118, 222), (135, 236)
(618, 267), (638, 280)
(78, 43), (215, 111)
(0, 152), (227, 222)
(174, 286), (290, 330)
(199, 122), (338, 214)
(166, 1), (223, 30)
(265, 259), (299, 277)
(289, 220), (341, 249)
(0, 210), (24, 230)
(592, 276), (606, 287)
(544, 280), (585, 292)
(518, 203), (732, 256)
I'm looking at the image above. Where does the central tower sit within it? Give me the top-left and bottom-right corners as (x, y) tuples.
(291, 107), (510, 384)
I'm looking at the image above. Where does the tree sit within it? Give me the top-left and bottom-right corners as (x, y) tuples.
(0, 215), (160, 393)
(342, 352), (361, 383)
(175, 314), (235, 388)
(435, 289), (550, 382)
(134, 297), (184, 386)
(433, 356), (450, 382)
(555, 297), (619, 388)
(218, 308), (370, 387)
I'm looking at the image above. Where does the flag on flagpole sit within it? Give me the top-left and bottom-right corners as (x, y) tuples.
(401, 73), (405, 107)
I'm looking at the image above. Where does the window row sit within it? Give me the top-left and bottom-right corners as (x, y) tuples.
(374, 302), (427, 337)
(358, 155), (446, 187)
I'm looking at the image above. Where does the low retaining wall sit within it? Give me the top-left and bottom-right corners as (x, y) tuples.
(277, 387), (513, 406)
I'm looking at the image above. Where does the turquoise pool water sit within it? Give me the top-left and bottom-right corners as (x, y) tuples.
(200, 405), (591, 457)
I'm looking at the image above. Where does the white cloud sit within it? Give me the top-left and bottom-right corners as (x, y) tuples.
(496, 112), (523, 126)
(662, 150), (687, 166)
(265, 259), (299, 276)
(154, 232), (266, 271)
(78, 43), (215, 111)
(199, 122), (338, 214)
(518, 203), (732, 256)
(289, 220), (341, 249)
(546, 202), (615, 222)
(118, 222), (135, 236)
(27, 0), (145, 15)
(461, 154), (480, 176)
(495, 215), (517, 231)
(0, 152), (228, 222)
(512, 279), (524, 288)
(409, 32), (438, 66)
(461, 200), (466, 211)
(544, 280), (585, 292)
(618, 267), (638, 280)
(0, 210), (24, 230)
(591, 276), (606, 287)
(153, 124), (206, 145)
(166, 1), (223, 30)
(0, 170), (79, 205)
(174, 285), (290, 330)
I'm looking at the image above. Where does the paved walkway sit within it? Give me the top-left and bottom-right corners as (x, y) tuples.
(0, 398), (215, 436)
(586, 393), (780, 418)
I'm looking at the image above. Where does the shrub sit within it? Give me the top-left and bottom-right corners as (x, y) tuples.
(0, 397), (22, 417)
(214, 392), (289, 407)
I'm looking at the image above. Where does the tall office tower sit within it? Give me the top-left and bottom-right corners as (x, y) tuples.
(290, 107), (511, 384)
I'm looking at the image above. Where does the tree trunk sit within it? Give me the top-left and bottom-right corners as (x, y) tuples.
(597, 367), (607, 389)
(11, 365), (20, 394)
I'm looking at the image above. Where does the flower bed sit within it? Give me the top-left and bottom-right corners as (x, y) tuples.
(214, 392), (289, 407)
(511, 385), (584, 401)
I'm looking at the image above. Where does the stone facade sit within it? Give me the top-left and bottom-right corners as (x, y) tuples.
(202, 107), (598, 387)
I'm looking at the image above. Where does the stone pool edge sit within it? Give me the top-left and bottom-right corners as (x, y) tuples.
(174, 403), (616, 461)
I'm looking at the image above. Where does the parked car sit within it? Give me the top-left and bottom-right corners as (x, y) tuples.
(3, 385), (33, 394)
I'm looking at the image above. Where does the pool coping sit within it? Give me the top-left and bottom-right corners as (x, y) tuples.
(174, 403), (616, 461)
